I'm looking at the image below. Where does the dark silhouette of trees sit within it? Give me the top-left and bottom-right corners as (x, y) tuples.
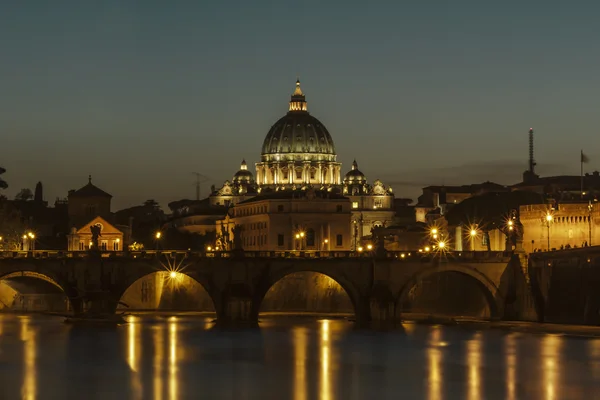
(445, 190), (545, 250)
(0, 167), (7, 190)
(15, 188), (33, 201)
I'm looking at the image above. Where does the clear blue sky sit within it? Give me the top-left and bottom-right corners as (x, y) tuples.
(2, 1), (599, 209)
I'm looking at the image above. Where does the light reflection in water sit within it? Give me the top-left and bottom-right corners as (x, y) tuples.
(320, 320), (331, 400)
(154, 325), (164, 400)
(169, 317), (178, 400)
(466, 332), (482, 400)
(293, 326), (307, 400)
(505, 333), (517, 400)
(542, 335), (562, 400)
(127, 316), (142, 397)
(20, 316), (36, 400)
(427, 326), (443, 400)
(589, 339), (600, 379)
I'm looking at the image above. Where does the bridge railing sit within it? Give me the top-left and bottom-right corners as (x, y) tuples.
(0, 249), (514, 262)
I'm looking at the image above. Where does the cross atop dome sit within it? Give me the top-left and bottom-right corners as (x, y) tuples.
(352, 160), (358, 170)
(289, 78), (307, 112)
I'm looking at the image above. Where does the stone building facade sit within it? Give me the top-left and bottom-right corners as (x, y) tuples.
(520, 202), (598, 252)
(218, 189), (352, 252)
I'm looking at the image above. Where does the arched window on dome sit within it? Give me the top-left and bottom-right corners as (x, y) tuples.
(373, 221), (383, 229)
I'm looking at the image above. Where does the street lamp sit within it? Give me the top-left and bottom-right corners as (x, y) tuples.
(545, 213), (553, 250)
(469, 226), (478, 251)
(155, 231), (162, 250)
(438, 241), (446, 249)
(366, 243), (373, 251)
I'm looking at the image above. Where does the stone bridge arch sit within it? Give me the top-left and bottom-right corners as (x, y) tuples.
(0, 266), (79, 311)
(249, 263), (369, 323)
(397, 263), (504, 320)
(115, 269), (219, 313)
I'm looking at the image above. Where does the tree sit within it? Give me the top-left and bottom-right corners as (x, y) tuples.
(15, 188), (33, 201)
(0, 167), (7, 190)
(0, 200), (25, 250)
(445, 190), (545, 251)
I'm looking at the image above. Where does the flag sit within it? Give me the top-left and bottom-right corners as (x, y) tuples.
(581, 151), (590, 164)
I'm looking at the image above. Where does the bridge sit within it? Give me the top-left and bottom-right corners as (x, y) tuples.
(0, 249), (544, 323)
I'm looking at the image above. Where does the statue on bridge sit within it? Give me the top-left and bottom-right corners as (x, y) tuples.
(90, 224), (102, 251)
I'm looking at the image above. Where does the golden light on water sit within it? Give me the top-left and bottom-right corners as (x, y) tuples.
(153, 326), (164, 400)
(293, 327), (308, 400)
(169, 317), (178, 400)
(320, 320), (331, 400)
(542, 335), (562, 400)
(427, 326), (443, 400)
(20, 316), (36, 400)
(505, 333), (517, 400)
(466, 332), (482, 400)
(127, 316), (143, 398)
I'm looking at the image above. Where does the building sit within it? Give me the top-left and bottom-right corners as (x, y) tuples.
(169, 80), (397, 246)
(415, 182), (508, 223)
(67, 216), (124, 251)
(255, 80), (342, 187)
(65, 177), (129, 251)
(520, 201), (598, 252)
(218, 188), (352, 251)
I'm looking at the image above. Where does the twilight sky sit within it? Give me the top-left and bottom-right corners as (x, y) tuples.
(2, 1), (600, 210)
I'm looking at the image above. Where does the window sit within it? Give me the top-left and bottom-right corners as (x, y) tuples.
(306, 229), (315, 247)
(352, 201), (359, 209)
(310, 171), (315, 179)
(336, 234), (343, 247)
(374, 198), (383, 208)
(277, 205), (284, 212)
(113, 241), (119, 251)
(79, 241), (86, 251)
(336, 205), (343, 212)
(101, 241), (107, 251)
(277, 234), (284, 246)
(296, 170), (302, 179)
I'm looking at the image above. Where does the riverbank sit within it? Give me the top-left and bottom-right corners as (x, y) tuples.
(401, 313), (600, 337)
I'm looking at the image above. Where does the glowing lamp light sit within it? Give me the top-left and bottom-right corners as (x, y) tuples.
(546, 214), (553, 222)
(357, 246), (364, 252)
(28, 232), (35, 239)
(438, 241), (446, 249)
(207, 246), (212, 251)
(431, 228), (438, 235)
(155, 231), (162, 239)
(300, 232), (305, 238)
(401, 253), (405, 258)
(508, 220), (514, 227)
(366, 244), (373, 250)
(324, 239), (329, 244)
(295, 233), (300, 239)
(425, 246), (430, 252)
(470, 229), (477, 237)
(169, 271), (177, 279)
(418, 249), (423, 253)
(433, 234), (438, 239)
(23, 235), (27, 239)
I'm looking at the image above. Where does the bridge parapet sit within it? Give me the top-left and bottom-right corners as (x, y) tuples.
(0, 249), (514, 263)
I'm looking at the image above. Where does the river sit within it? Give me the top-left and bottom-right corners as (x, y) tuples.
(0, 313), (599, 399)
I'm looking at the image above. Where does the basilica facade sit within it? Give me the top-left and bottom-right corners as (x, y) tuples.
(177, 80), (395, 251)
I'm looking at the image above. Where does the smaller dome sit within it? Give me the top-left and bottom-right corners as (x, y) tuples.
(344, 160), (366, 184)
(233, 159), (255, 184)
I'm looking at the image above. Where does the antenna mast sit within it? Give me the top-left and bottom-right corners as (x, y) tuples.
(192, 172), (210, 200)
(528, 128), (536, 174)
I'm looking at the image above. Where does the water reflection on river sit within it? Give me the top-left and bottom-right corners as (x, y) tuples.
(0, 314), (599, 399)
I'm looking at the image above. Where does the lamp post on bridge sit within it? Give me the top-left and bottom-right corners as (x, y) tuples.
(545, 213), (553, 251)
(588, 201), (593, 246)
